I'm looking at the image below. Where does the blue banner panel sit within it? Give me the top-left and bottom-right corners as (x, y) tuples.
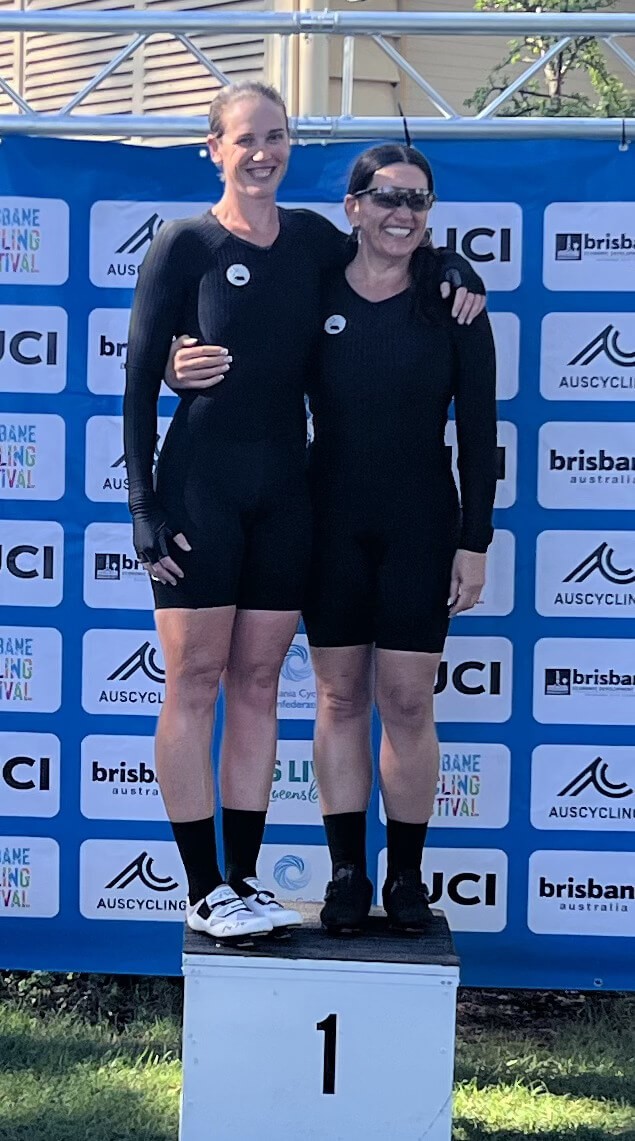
(0, 136), (633, 988)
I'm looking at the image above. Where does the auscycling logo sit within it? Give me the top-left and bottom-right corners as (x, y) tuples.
(105, 852), (178, 892)
(556, 323), (635, 395)
(569, 324), (635, 368)
(115, 213), (163, 257)
(96, 850), (184, 915)
(550, 541), (635, 610)
(108, 642), (164, 684)
(559, 757), (633, 800)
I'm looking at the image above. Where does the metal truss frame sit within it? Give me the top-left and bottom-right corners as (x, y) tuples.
(0, 9), (633, 140)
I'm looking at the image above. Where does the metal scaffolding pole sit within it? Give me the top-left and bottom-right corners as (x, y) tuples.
(0, 10), (633, 141)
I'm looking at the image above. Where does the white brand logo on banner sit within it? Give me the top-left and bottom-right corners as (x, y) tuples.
(544, 203), (635, 291)
(540, 313), (635, 401)
(489, 312), (520, 400)
(0, 626), (62, 713)
(83, 522), (153, 610)
(531, 745), (635, 832)
(0, 305), (68, 393)
(85, 415), (172, 503)
(462, 529), (515, 618)
(445, 420), (517, 509)
(536, 531), (635, 618)
(377, 846), (508, 932)
(82, 629), (165, 716)
(0, 520), (64, 607)
(258, 844), (332, 903)
(269, 740), (321, 826)
(534, 638), (635, 726)
(429, 203), (523, 291)
(528, 850), (635, 937)
(0, 836), (59, 917)
(538, 422), (635, 510)
(80, 839), (185, 921)
(380, 743), (511, 829)
(86, 308), (175, 397)
(0, 733), (60, 818)
(0, 413), (65, 500)
(81, 735), (165, 822)
(0, 198), (70, 285)
(434, 637), (513, 723)
(89, 201), (209, 287)
(277, 634), (316, 721)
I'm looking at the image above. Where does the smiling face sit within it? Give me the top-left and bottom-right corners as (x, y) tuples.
(345, 162), (432, 261)
(208, 94), (290, 199)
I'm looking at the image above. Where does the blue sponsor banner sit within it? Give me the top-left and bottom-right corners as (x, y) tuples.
(0, 136), (633, 988)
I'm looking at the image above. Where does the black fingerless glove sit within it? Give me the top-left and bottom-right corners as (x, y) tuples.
(131, 498), (175, 564)
(436, 249), (486, 296)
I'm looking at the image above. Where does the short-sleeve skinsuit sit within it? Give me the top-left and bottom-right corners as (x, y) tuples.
(124, 209), (496, 652)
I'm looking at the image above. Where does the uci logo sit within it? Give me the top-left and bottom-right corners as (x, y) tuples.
(2, 755), (51, 791)
(0, 544), (55, 579)
(439, 226), (512, 264)
(427, 870), (498, 907)
(0, 330), (58, 365)
(226, 264), (250, 287)
(434, 660), (502, 696)
(324, 314), (346, 335)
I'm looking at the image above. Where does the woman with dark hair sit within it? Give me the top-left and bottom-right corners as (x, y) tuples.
(301, 144), (497, 932)
(125, 81), (486, 943)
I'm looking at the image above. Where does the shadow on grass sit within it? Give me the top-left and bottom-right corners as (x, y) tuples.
(0, 1027), (179, 1077)
(0, 1089), (176, 1141)
(454, 1060), (633, 1108)
(454, 1125), (635, 1141)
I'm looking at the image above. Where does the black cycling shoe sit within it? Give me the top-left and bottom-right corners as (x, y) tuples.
(320, 864), (373, 933)
(382, 870), (433, 933)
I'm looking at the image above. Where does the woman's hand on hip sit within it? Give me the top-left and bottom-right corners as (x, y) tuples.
(164, 335), (232, 391)
(448, 549), (487, 616)
(133, 507), (192, 587)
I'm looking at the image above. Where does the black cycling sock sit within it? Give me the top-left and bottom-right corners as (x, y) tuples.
(386, 818), (428, 882)
(171, 816), (222, 905)
(323, 811), (367, 876)
(223, 808), (267, 894)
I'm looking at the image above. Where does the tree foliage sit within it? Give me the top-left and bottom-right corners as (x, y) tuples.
(465, 0), (635, 117)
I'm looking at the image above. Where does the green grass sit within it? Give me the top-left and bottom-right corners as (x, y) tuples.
(0, 974), (633, 1140)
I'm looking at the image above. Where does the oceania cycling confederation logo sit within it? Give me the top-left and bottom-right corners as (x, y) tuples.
(273, 854), (311, 891)
(281, 643), (313, 683)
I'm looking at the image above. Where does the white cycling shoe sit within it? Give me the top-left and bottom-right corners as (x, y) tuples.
(240, 877), (303, 931)
(186, 883), (273, 941)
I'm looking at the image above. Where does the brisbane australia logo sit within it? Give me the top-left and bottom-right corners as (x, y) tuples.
(558, 756), (633, 800)
(564, 542), (635, 586)
(568, 325), (635, 369)
(105, 852), (178, 893)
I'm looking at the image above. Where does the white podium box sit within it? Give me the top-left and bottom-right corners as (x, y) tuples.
(181, 905), (460, 1141)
